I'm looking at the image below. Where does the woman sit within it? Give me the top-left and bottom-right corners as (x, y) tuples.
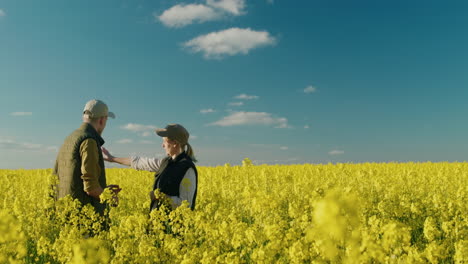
(102, 124), (198, 211)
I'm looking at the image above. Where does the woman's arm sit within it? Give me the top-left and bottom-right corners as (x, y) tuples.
(102, 147), (131, 166)
(102, 147), (164, 172)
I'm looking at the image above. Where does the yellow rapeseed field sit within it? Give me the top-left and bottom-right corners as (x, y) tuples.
(0, 160), (467, 263)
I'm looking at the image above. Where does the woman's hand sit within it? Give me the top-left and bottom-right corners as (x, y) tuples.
(101, 148), (132, 166)
(101, 147), (114, 162)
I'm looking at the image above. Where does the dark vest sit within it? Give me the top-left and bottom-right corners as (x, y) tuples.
(54, 123), (107, 214)
(152, 152), (198, 210)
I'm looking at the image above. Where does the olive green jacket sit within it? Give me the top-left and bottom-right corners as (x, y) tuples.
(54, 123), (107, 214)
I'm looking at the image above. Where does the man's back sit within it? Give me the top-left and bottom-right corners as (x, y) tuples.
(54, 123), (107, 214)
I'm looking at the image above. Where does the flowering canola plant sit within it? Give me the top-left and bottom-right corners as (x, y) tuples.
(0, 161), (467, 263)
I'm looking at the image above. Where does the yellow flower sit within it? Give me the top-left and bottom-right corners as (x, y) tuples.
(0, 162), (466, 262)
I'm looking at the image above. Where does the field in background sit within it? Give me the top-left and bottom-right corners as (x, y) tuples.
(0, 161), (467, 263)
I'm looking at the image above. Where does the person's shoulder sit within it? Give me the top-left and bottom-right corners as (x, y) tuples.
(180, 158), (196, 168)
(80, 138), (98, 150)
(81, 137), (98, 144)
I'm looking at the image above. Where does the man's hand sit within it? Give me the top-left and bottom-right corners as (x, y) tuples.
(149, 190), (156, 201)
(101, 147), (114, 162)
(106, 184), (121, 207)
(86, 186), (104, 200)
(107, 184), (122, 194)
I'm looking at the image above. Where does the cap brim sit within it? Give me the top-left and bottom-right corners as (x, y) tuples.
(155, 128), (168, 137)
(108, 112), (116, 119)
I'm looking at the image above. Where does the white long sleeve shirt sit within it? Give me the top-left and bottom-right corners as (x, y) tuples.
(131, 156), (197, 209)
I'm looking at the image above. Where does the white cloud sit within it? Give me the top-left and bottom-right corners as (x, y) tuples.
(252, 157), (299, 165)
(121, 123), (159, 138)
(209, 111), (289, 128)
(200, 108), (216, 114)
(329, 150), (344, 155)
(117, 139), (133, 144)
(22, 143), (42, 149)
(139, 140), (155, 144)
(10, 112), (32, 116)
(0, 139), (57, 152)
(183, 27), (276, 59)
(206, 0), (245, 15)
(249, 143), (270, 148)
(157, 4), (220, 28)
(266, 0), (274, 4)
(304, 85), (317, 94)
(190, 135), (198, 140)
(234, 93), (258, 100)
(141, 131), (153, 137)
(157, 0), (245, 28)
(46, 146), (59, 152)
(121, 123), (157, 132)
(304, 125), (309, 129)
(0, 9), (5, 18)
(228, 102), (244, 106)
(250, 143), (287, 150)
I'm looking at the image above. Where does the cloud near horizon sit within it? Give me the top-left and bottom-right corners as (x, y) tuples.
(228, 102), (244, 106)
(252, 157), (299, 165)
(209, 111), (289, 128)
(329, 150), (344, 155)
(234, 93), (258, 100)
(0, 9), (5, 18)
(200, 108), (216, 114)
(121, 123), (158, 137)
(183, 28), (276, 59)
(121, 123), (157, 132)
(0, 139), (56, 152)
(117, 139), (133, 144)
(10, 112), (32, 116)
(46, 146), (58, 152)
(304, 85), (317, 94)
(157, 0), (245, 28)
(139, 140), (155, 144)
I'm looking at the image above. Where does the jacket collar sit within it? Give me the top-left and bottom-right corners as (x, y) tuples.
(80, 122), (105, 146)
(169, 152), (189, 164)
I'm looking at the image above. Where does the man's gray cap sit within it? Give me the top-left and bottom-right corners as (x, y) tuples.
(83, 99), (115, 119)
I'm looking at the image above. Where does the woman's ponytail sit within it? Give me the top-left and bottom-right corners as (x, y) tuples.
(185, 143), (197, 162)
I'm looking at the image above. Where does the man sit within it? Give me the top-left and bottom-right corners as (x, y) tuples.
(54, 99), (119, 216)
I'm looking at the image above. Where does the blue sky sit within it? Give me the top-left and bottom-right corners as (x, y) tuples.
(1, 0), (468, 169)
